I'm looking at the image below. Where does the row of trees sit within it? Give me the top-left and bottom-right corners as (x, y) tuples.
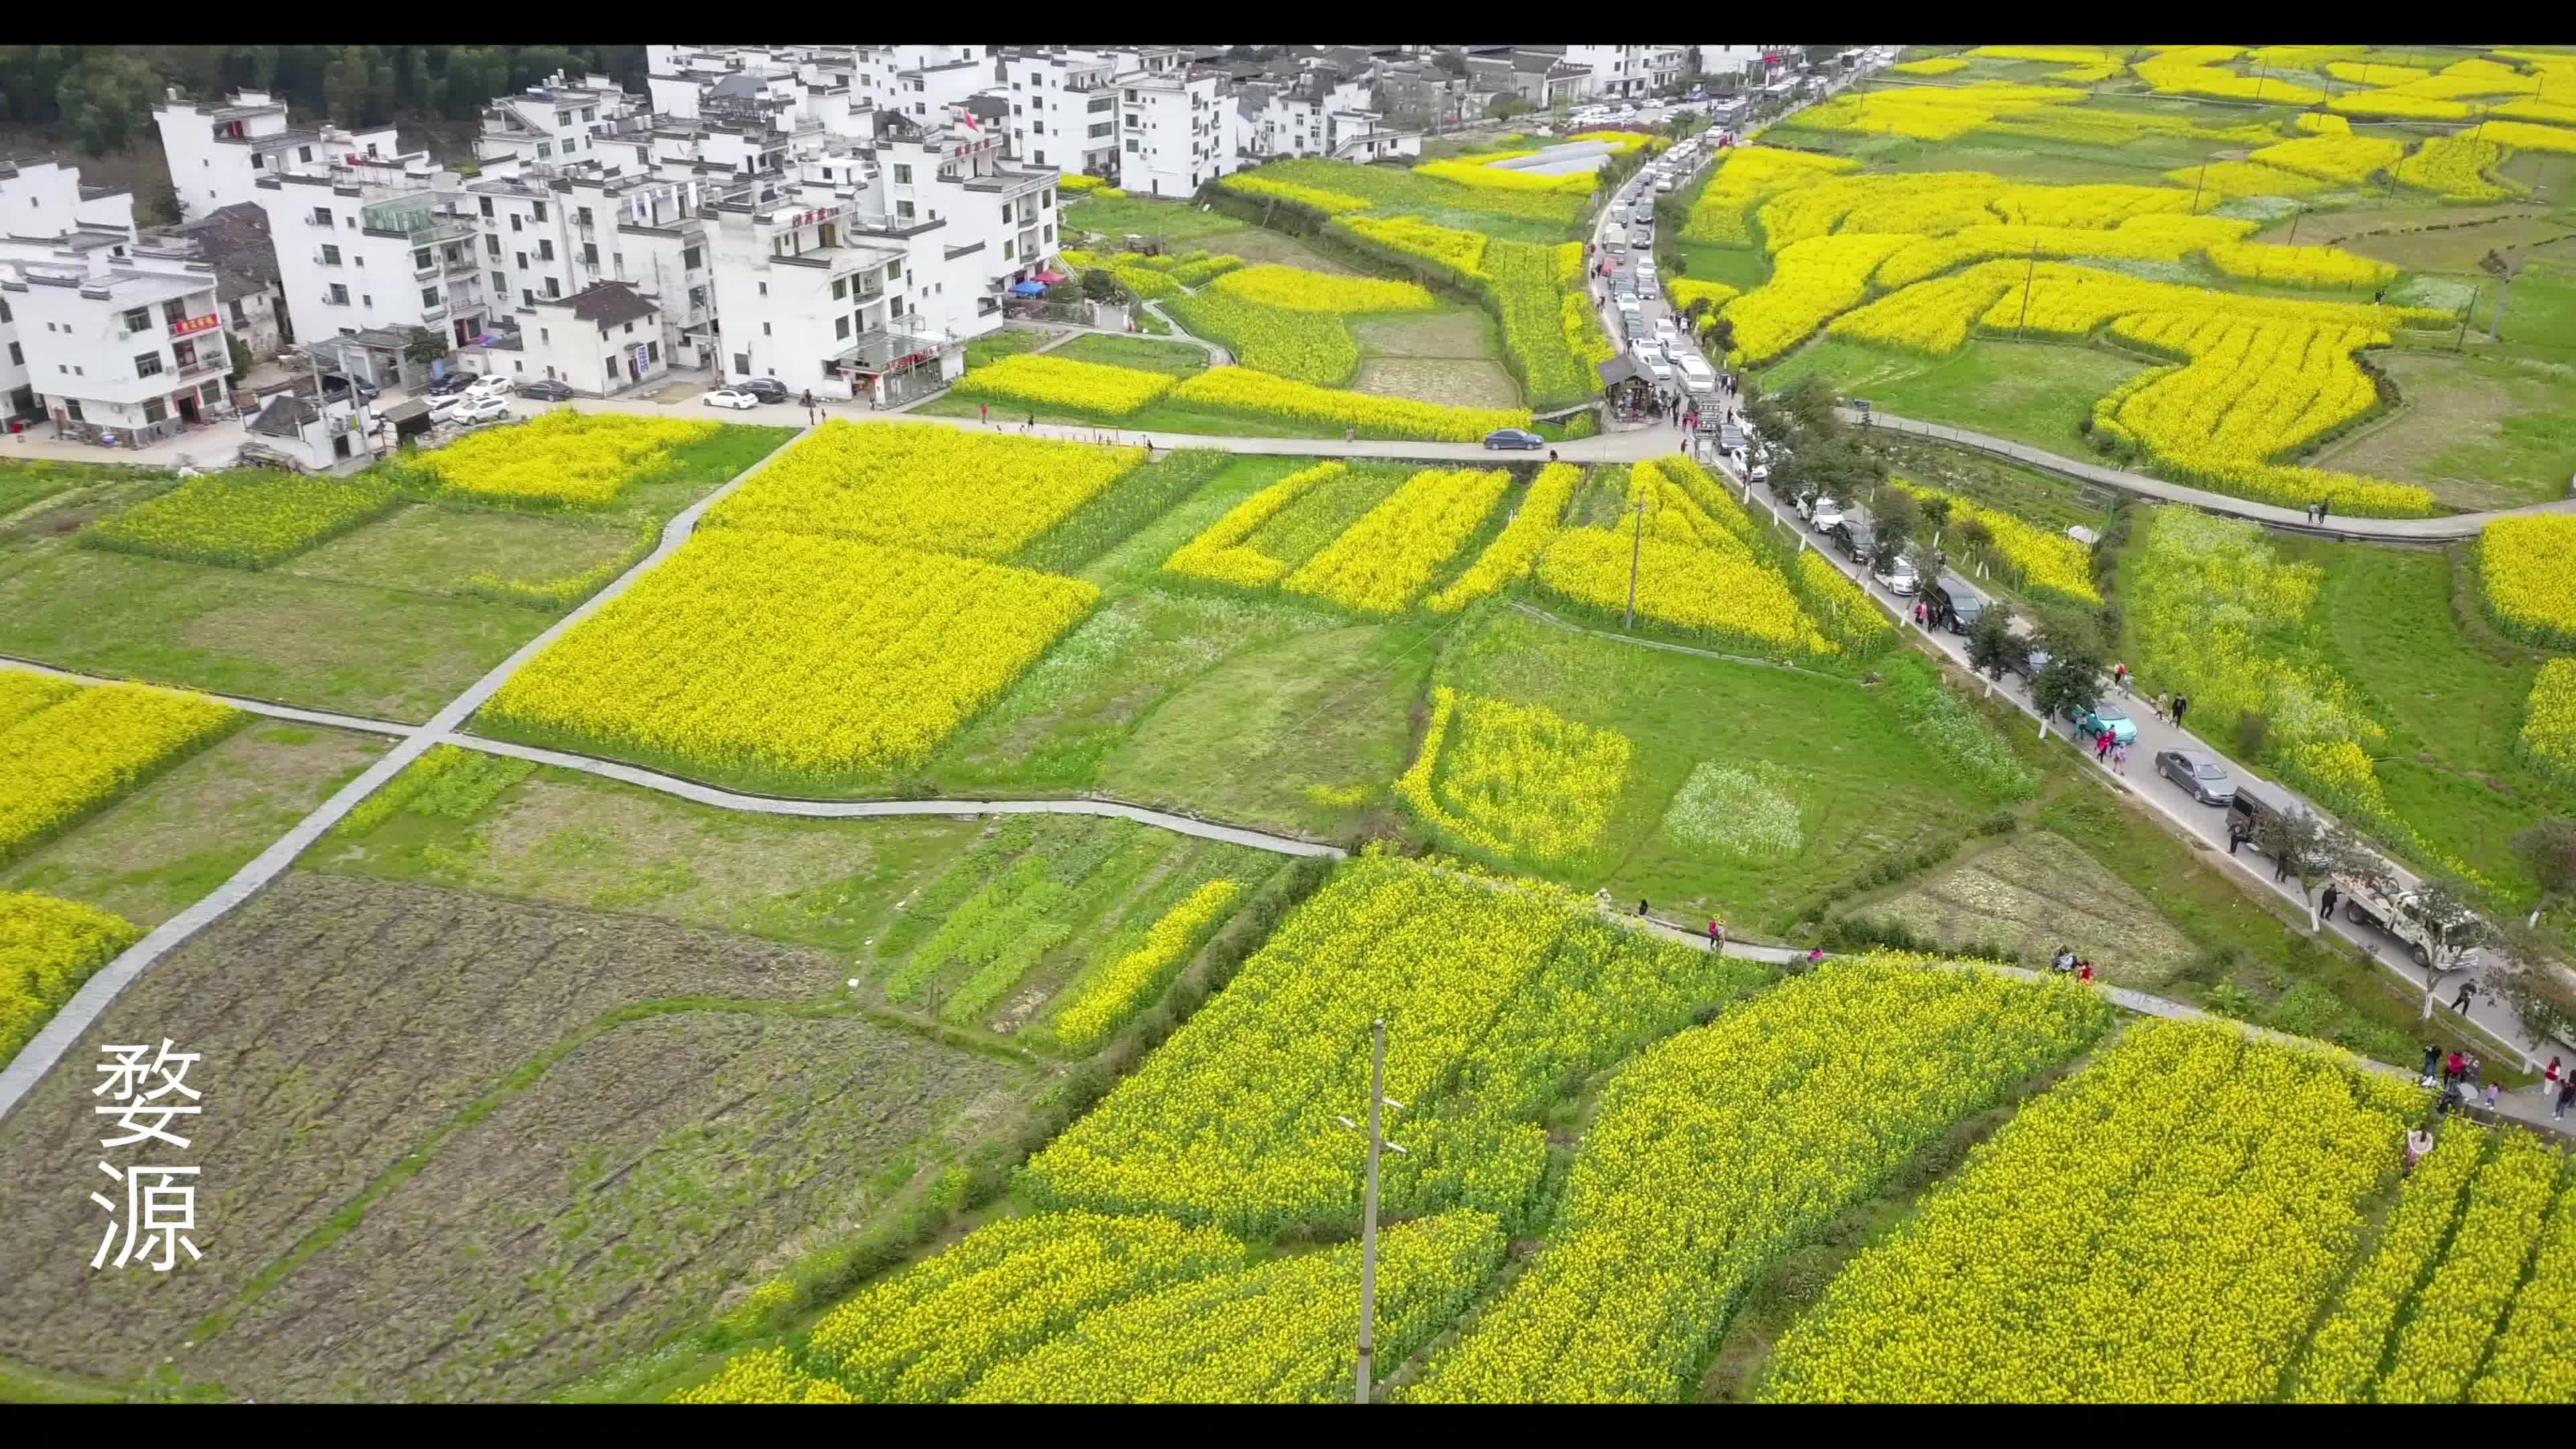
(1738, 375), (2576, 1050)
(0, 45), (647, 156)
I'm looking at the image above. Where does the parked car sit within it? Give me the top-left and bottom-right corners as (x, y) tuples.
(425, 372), (478, 397)
(738, 377), (790, 404)
(1809, 496), (1844, 531)
(704, 387), (763, 410)
(444, 396), (511, 427)
(1935, 574), (1983, 633)
(319, 373), (382, 403)
(2155, 748), (2236, 806)
(517, 378), (576, 401)
(1831, 516), (1874, 562)
(1643, 353), (1675, 382)
(427, 392), (480, 425)
(463, 374), (515, 402)
(1748, 461), (1770, 484)
(2070, 700), (2139, 747)
(1628, 229), (1653, 249)
(1483, 427), (1546, 450)
(1874, 555), (1920, 596)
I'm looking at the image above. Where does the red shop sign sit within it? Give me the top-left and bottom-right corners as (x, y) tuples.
(173, 313), (220, 336)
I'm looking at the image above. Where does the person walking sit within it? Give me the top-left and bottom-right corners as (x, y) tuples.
(1708, 917), (1726, 953)
(2546, 1056), (2563, 1099)
(2319, 880), (2342, 923)
(2404, 1124), (2434, 1176)
(1023, 413), (1036, 432)
(980, 401), (989, 425)
(2421, 1041), (2443, 1081)
(2467, 1052), (2483, 1089)
(2319, 496), (2332, 523)
(2275, 848), (2295, 883)
(2484, 1080), (2502, 1111)
(2445, 1051), (2465, 1087)
(2171, 694), (2190, 730)
(804, 390), (818, 425)
(2096, 728), (2114, 763)
(2453, 979), (2481, 1014)
(2077, 960), (2094, 983)
(2112, 661), (2129, 695)
(2052, 945), (2076, 975)
(2229, 817), (2251, 855)
(2153, 691), (2171, 724)
(2557, 1073), (2575, 1122)
(1638, 898), (1650, 918)
(2112, 740), (2129, 776)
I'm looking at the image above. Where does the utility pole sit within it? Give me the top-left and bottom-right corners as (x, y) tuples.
(1625, 493), (1649, 629)
(1337, 1019), (1403, 1405)
(2190, 156), (2212, 215)
(2459, 282), (2480, 352)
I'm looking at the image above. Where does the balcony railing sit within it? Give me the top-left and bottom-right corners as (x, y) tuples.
(413, 262), (440, 280)
(445, 256), (477, 276)
(177, 354), (228, 379)
(421, 303), (450, 323)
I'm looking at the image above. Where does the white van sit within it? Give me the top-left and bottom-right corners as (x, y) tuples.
(1676, 354), (1717, 396)
(1609, 203), (1629, 225)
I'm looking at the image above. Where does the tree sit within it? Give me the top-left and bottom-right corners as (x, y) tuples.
(2512, 816), (2576, 928)
(142, 178), (181, 227)
(1867, 492), (1920, 563)
(2031, 650), (2102, 731)
(1917, 492), (1953, 541)
(225, 333), (252, 384)
(2257, 810), (2369, 926)
(1701, 315), (1735, 358)
(1079, 268), (1118, 303)
(401, 327), (447, 366)
(1778, 374), (1840, 437)
(1432, 49), (1468, 78)
(1955, 516), (1996, 571)
(1966, 602), (2027, 680)
(1487, 93), (1532, 120)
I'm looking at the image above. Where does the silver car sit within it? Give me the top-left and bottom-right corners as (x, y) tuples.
(2155, 749), (2236, 806)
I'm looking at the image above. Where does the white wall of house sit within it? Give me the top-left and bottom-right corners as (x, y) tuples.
(521, 305), (667, 396)
(256, 175), (482, 346)
(5, 258), (233, 432)
(1116, 71), (1230, 199)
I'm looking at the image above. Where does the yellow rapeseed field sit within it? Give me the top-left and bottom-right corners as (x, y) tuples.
(1210, 264), (1434, 313)
(0, 682), (239, 865)
(1394, 687), (1633, 866)
(1282, 467), (1509, 614)
(411, 409), (720, 507)
(1425, 462), (1579, 612)
(1, 890), (143, 1062)
(950, 353), (1179, 416)
(482, 528), (1097, 785)
(706, 421), (1145, 557)
(2479, 515), (2576, 648)
(1163, 461), (1346, 588)
(1167, 367), (1529, 441)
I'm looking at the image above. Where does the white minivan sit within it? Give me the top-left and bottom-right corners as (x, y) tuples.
(1676, 354), (1718, 396)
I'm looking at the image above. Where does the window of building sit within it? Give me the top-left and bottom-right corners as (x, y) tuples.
(491, 271), (506, 294)
(1035, 150), (1046, 166)
(537, 143), (553, 159)
(299, 145), (314, 164)
(539, 241), (555, 262)
(142, 398), (167, 425)
(522, 288), (535, 307)
(122, 307), (150, 333)
(1003, 240), (1014, 260)
(515, 252), (528, 270)
(1044, 223), (1055, 244)
(582, 243), (598, 266)
(511, 214), (523, 232)
(421, 287), (438, 307)
(1044, 188), (1055, 210)
(540, 327), (550, 343)
(543, 277), (561, 299)
(312, 206), (331, 225)
(1126, 138), (1139, 153)
(577, 207), (592, 227)
(761, 321), (773, 336)
(835, 316), (850, 339)
(832, 277), (847, 301)
(480, 196), (494, 217)
(893, 163), (912, 184)
(896, 199), (914, 220)
(758, 281), (767, 297)
(531, 202), (547, 223)
(5, 343), (17, 366)
(486, 235), (502, 258)
(682, 245), (702, 271)
(328, 283), (350, 305)
(733, 352), (751, 374)
(362, 294), (372, 307)
(134, 352), (163, 378)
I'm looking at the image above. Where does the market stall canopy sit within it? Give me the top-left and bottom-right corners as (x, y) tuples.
(1034, 270), (1067, 283)
(1010, 280), (1046, 295)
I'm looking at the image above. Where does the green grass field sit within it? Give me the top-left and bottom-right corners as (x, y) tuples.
(1761, 337), (2149, 457)
(1065, 194), (1249, 243)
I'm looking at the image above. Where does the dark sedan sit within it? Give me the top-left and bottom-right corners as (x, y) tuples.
(517, 378), (576, 400)
(426, 372), (477, 397)
(738, 377), (790, 404)
(1483, 428), (1546, 450)
(2155, 748), (2236, 806)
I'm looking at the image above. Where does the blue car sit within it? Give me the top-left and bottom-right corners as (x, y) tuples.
(1483, 428), (1546, 450)
(2070, 700), (2139, 747)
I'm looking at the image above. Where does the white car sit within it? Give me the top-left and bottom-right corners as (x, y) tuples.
(702, 387), (761, 410)
(1874, 556), (1921, 596)
(1810, 496), (1845, 531)
(1654, 319), (1678, 346)
(1642, 353), (1675, 382)
(444, 395), (511, 427)
(464, 374), (514, 400)
(1748, 462), (1770, 484)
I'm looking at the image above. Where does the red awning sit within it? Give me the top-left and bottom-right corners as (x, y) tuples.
(1034, 270), (1067, 284)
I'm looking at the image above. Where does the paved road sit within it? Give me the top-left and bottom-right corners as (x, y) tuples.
(1845, 409), (2576, 541)
(1713, 459), (2575, 1075)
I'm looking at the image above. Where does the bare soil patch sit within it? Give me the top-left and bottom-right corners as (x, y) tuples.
(1203, 229), (1358, 274)
(1351, 357), (1523, 410)
(1859, 830), (2199, 988)
(0, 873), (843, 1389)
(2313, 351), (2576, 511)
(206, 1008), (1025, 1401)
(290, 504), (635, 600)
(1352, 309), (1494, 358)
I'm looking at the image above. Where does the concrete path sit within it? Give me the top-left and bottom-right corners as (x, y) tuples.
(1709, 455), (2575, 1079)
(1844, 409), (2576, 541)
(0, 653), (417, 739)
(445, 735), (1346, 857)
